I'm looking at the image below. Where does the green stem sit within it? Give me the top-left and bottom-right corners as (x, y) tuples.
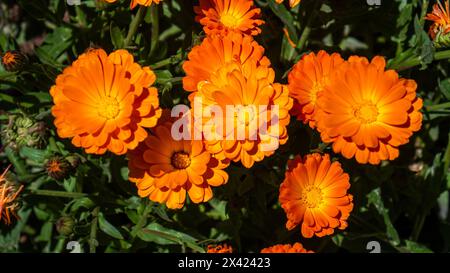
(391, 50), (450, 71)
(425, 102), (450, 111)
(123, 6), (147, 48)
(89, 207), (100, 253)
(410, 212), (427, 242)
(296, 0), (321, 52)
(149, 53), (182, 69)
(4, 147), (27, 177)
(149, 4), (160, 58)
(30, 189), (88, 198)
(131, 201), (152, 239)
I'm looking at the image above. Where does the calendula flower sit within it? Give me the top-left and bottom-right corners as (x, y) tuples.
(1, 50), (27, 72)
(207, 244), (233, 253)
(425, 0), (450, 47)
(279, 153), (353, 238)
(193, 62), (292, 168)
(45, 156), (72, 181)
(183, 33), (270, 93)
(275, 0), (301, 8)
(288, 51), (345, 128)
(261, 242), (313, 253)
(316, 56), (423, 165)
(103, 0), (161, 9)
(127, 118), (229, 209)
(50, 48), (162, 155)
(194, 0), (264, 36)
(0, 166), (24, 226)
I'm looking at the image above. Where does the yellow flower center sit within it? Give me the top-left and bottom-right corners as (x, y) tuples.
(98, 97), (120, 119)
(220, 13), (241, 28)
(301, 185), (323, 208)
(171, 152), (191, 169)
(353, 102), (379, 124)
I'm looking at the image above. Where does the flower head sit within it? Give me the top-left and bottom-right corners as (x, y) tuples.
(316, 56), (423, 165)
(0, 166), (24, 226)
(279, 153), (353, 238)
(193, 62), (292, 168)
(183, 33), (270, 93)
(103, 0), (162, 9)
(45, 156), (72, 181)
(207, 244), (233, 253)
(50, 48), (162, 155)
(194, 0), (264, 37)
(127, 116), (229, 209)
(425, 0), (450, 40)
(261, 242), (313, 253)
(1, 50), (27, 72)
(288, 51), (345, 128)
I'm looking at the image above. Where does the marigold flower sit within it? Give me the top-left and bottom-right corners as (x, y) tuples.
(1, 50), (27, 72)
(50, 48), (162, 155)
(193, 62), (293, 168)
(183, 33), (270, 93)
(194, 0), (264, 37)
(207, 244), (233, 253)
(261, 242), (313, 253)
(425, 0), (450, 40)
(288, 51), (345, 128)
(316, 56), (423, 165)
(0, 166), (24, 226)
(103, 0), (161, 9)
(127, 118), (229, 209)
(275, 0), (301, 8)
(279, 153), (353, 238)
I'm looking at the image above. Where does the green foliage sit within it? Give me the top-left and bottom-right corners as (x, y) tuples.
(1, 0), (450, 253)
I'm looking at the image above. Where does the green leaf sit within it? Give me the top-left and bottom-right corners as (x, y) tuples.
(19, 146), (47, 163)
(267, 0), (298, 45)
(404, 240), (433, 253)
(98, 212), (124, 240)
(367, 188), (401, 246)
(110, 22), (125, 49)
(439, 78), (450, 100)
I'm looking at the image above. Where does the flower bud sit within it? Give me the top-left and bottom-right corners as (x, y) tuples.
(1, 50), (28, 72)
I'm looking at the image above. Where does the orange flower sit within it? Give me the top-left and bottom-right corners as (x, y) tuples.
(183, 33), (270, 93)
(288, 51), (345, 128)
(1, 50), (27, 72)
(279, 153), (353, 238)
(275, 0), (301, 8)
(207, 244), (233, 253)
(103, 0), (162, 9)
(127, 117), (229, 209)
(0, 166), (24, 225)
(316, 56), (423, 165)
(261, 242), (313, 253)
(193, 62), (293, 168)
(50, 48), (162, 155)
(194, 0), (264, 37)
(425, 0), (450, 40)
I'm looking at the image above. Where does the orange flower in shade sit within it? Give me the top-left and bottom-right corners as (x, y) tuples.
(288, 51), (345, 128)
(183, 33), (270, 93)
(261, 242), (313, 253)
(207, 244), (233, 253)
(275, 0), (301, 8)
(193, 62), (293, 168)
(0, 166), (24, 225)
(127, 117), (229, 209)
(279, 153), (353, 238)
(316, 56), (423, 165)
(103, 0), (162, 9)
(194, 0), (264, 37)
(1, 50), (27, 72)
(425, 0), (450, 40)
(50, 48), (162, 155)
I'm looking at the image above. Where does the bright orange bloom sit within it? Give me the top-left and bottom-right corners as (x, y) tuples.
(50, 48), (162, 155)
(0, 166), (24, 225)
(275, 0), (301, 8)
(127, 117), (229, 209)
(194, 0), (264, 37)
(104, 0), (162, 9)
(183, 33), (270, 93)
(207, 244), (233, 253)
(288, 51), (345, 128)
(193, 62), (293, 168)
(316, 56), (423, 165)
(279, 153), (353, 238)
(261, 242), (313, 253)
(425, 0), (450, 40)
